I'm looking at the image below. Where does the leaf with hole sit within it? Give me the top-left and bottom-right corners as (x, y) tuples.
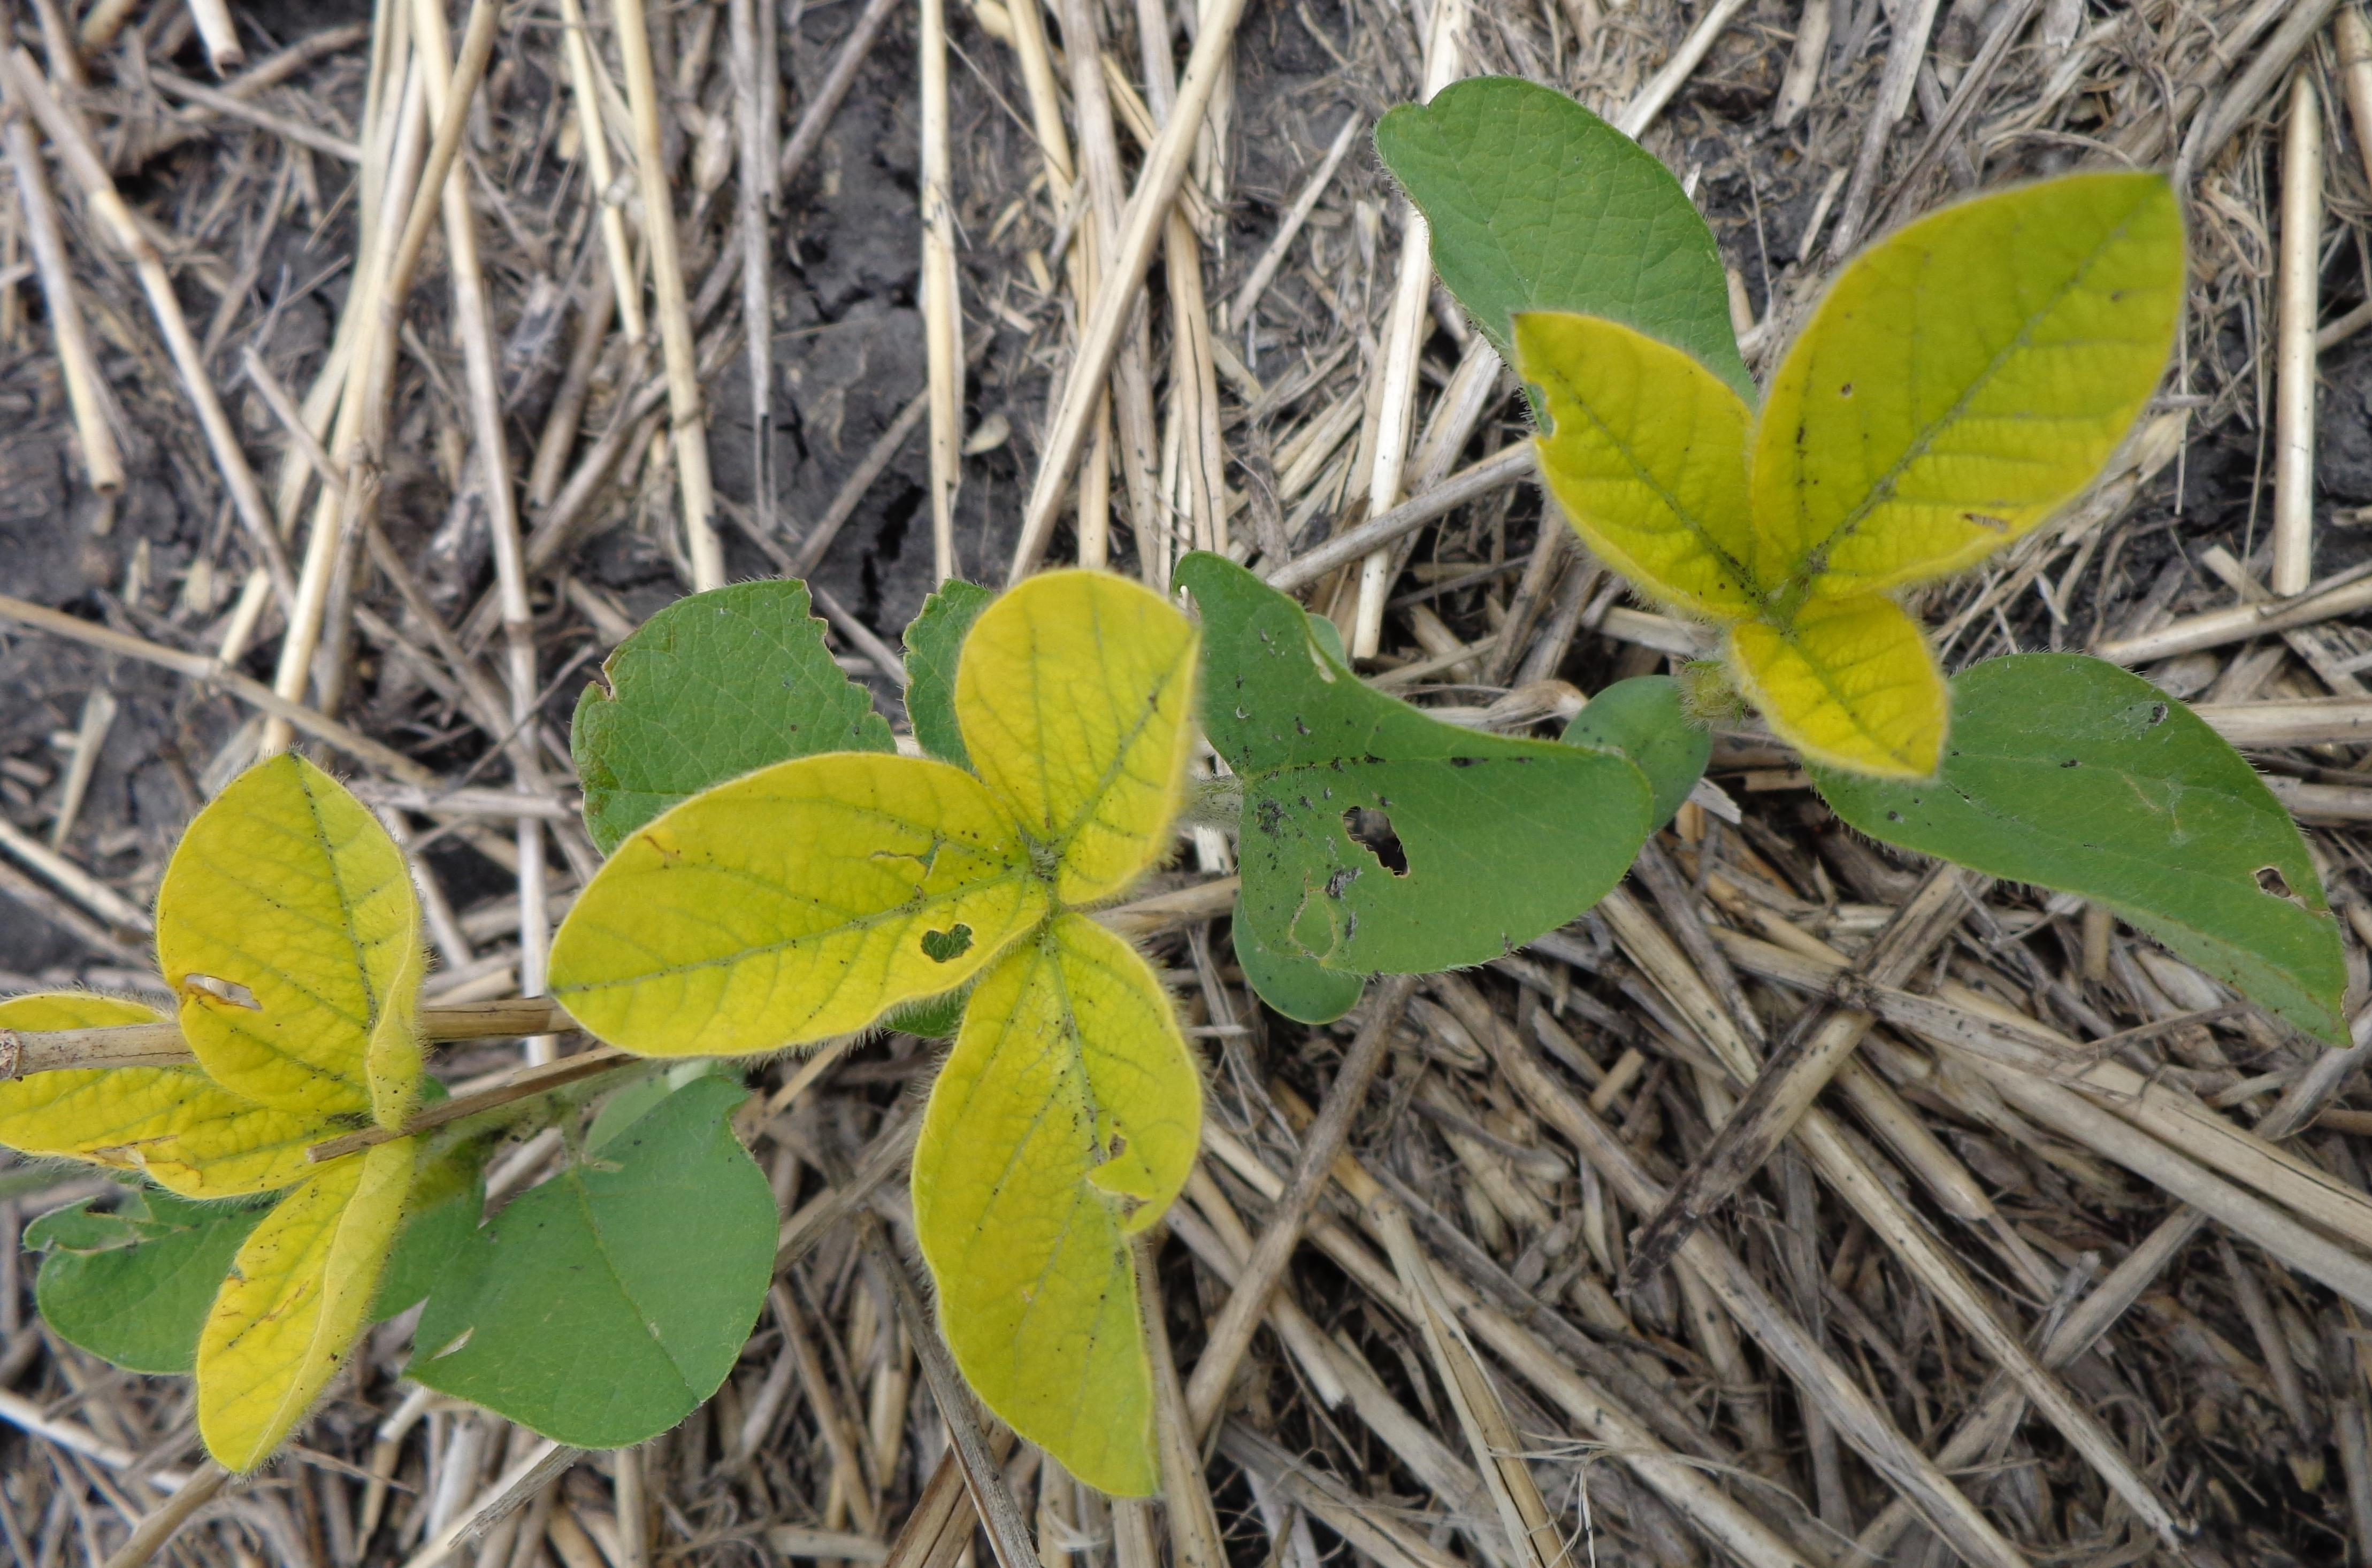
(549, 754), (1049, 1055)
(1376, 75), (1753, 398)
(913, 914), (1199, 1497)
(903, 579), (996, 767)
(1179, 551), (1655, 988)
(574, 580), (895, 856)
(1812, 654), (2349, 1045)
(155, 753), (426, 1128)
(198, 1136), (417, 1470)
(30, 1190), (266, 1375)
(407, 1075), (776, 1449)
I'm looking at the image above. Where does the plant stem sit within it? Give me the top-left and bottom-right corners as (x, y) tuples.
(2, 998), (578, 1078)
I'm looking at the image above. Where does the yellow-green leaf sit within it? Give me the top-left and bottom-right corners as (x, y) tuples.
(0, 994), (328, 1197)
(956, 570), (1199, 905)
(1752, 172), (2182, 597)
(911, 913), (1200, 1497)
(196, 1136), (415, 1470)
(156, 754), (426, 1129)
(0, 991), (157, 1034)
(549, 754), (1048, 1056)
(1728, 595), (1946, 778)
(1518, 310), (1760, 618)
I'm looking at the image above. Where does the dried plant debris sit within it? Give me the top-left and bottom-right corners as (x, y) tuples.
(4, 0), (2372, 1565)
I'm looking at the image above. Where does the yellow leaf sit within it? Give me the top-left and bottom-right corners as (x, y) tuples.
(956, 570), (1199, 904)
(0, 991), (159, 1033)
(550, 754), (1049, 1056)
(197, 1136), (415, 1470)
(912, 914), (1201, 1496)
(1752, 172), (2182, 597)
(155, 754), (425, 1129)
(0, 994), (327, 1197)
(1728, 596), (1947, 778)
(1518, 310), (1761, 618)
(0, 1071), (328, 1198)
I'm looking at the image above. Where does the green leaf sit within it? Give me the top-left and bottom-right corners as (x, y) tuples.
(1563, 676), (1711, 830)
(903, 579), (996, 766)
(25, 1195), (146, 1254)
(1178, 552), (1656, 985)
(573, 581), (895, 856)
(584, 1061), (723, 1155)
(1230, 910), (1366, 1025)
(407, 1077), (777, 1448)
(1375, 76), (1753, 400)
(32, 1192), (264, 1375)
(370, 1155), (484, 1321)
(1812, 654), (2349, 1046)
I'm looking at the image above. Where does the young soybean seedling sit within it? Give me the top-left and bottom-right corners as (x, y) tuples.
(548, 570), (1204, 1495)
(0, 755), (425, 1470)
(0, 755), (781, 1465)
(1384, 82), (2346, 1048)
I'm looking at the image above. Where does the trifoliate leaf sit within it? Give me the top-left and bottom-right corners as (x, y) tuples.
(0, 994), (328, 1197)
(1728, 594), (1948, 779)
(1518, 311), (1757, 618)
(1753, 173), (2183, 599)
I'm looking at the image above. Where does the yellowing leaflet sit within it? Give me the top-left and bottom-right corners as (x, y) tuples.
(912, 914), (1201, 1496)
(955, 569), (1202, 904)
(197, 1136), (417, 1470)
(549, 569), (1203, 1494)
(1521, 172), (2183, 776)
(551, 755), (1047, 1056)
(156, 753), (427, 1127)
